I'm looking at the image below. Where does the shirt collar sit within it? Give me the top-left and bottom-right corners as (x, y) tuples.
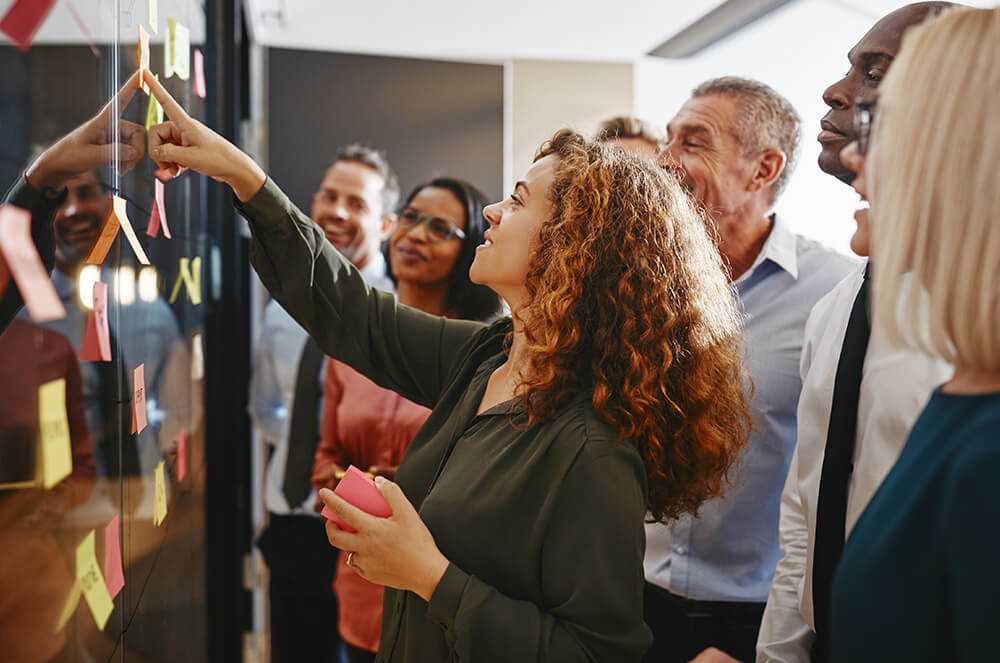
(736, 213), (799, 283)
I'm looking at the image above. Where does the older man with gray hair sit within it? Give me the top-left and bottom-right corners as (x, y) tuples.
(643, 77), (857, 662)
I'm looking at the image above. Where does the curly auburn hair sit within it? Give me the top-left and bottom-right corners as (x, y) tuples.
(515, 129), (751, 522)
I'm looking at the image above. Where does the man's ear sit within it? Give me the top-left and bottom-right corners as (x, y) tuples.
(748, 148), (785, 193)
(380, 213), (397, 240)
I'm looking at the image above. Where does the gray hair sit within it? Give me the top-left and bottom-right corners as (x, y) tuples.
(692, 76), (801, 204)
(331, 144), (400, 215)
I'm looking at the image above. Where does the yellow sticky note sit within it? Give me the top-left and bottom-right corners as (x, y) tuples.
(154, 460), (167, 525)
(191, 332), (204, 380)
(76, 531), (114, 630)
(144, 81), (163, 129)
(148, 0), (157, 33)
(165, 18), (190, 80)
(39, 378), (72, 489)
(169, 256), (202, 305)
(54, 581), (82, 633)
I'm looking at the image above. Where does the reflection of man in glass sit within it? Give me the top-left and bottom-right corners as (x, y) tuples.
(24, 168), (181, 520)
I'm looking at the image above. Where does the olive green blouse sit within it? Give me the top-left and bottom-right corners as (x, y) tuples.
(236, 178), (652, 662)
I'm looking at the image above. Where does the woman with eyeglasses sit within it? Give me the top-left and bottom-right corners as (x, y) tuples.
(311, 178), (499, 663)
(827, 7), (1000, 662)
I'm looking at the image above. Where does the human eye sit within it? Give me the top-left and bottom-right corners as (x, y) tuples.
(864, 66), (886, 86)
(428, 218), (452, 239)
(509, 192), (523, 206)
(400, 208), (419, 224)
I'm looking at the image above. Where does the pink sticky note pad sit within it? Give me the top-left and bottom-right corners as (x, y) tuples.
(0, 204), (66, 321)
(80, 281), (112, 361)
(104, 514), (125, 599)
(320, 465), (392, 533)
(177, 428), (186, 481)
(193, 49), (206, 99)
(0, 0), (57, 52)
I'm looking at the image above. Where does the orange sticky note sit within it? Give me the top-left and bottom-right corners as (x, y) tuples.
(145, 178), (170, 238)
(39, 378), (72, 488)
(130, 364), (147, 435)
(153, 460), (167, 526)
(84, 208), (119, 265)
(177, 428), (186, 481)
(103, 515), (124, 599)
(0, 204), (66, 321)
(193, 49), (206, 98)
(138, 25), (150, 94)
(80, 281), (112, 361)
(76, 530), (114, 629)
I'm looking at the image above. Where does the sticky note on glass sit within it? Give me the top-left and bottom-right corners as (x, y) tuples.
(177, 428), (187, 481)
(191, 332), (204, 380)
(130, 364), (147, 435)
(169, 256), (202, 305)
(103, 515), (125, 599)
(80, 281), (112, 361)
(165, 18), (190, 80)
(38, 378), (72, 488)
(0, 204), (66, 321)
(147, 0), (157, 33)
(76, 530), (114, 630)
(154, 460), (167, 525)
(320, 465), (392, 533)
(113, 196), (151, 265)
(193, 49), (206, 98)
(54, 581), (82, 633)
(144, 89), (163, 130)
(138, 25), (150, 94)
(0, 0), (57, 52)
(146, 178), (171, 238)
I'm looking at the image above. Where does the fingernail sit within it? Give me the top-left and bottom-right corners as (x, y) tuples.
(374, 476), (387, 485)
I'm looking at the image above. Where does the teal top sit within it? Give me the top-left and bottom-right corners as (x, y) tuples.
(236, 178), (652, 662)
(831, 386), (1000, 662)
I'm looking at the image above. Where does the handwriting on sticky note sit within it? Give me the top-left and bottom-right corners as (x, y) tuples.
(146, 178), (171, 238)
(104, 515), (125, 599)
(138, 25), (150, 93)
(144, 89), (163, 130)
(76, 530), (114, 630)
(191, 332), (204, 380)
(154, 460), (167, 525)
(133, 364), (147, 434)
(0, 204), (66, 321)
(177, 428), (187, 481)
(38, 378), (72, 488)
(80, 281), (112, 361)
(0, 0), (57, 52)
(165, 18), (190, 80)
(169, 256), (202, 305)
(320, 465), (392, 533)
(193, 48), (206, 98)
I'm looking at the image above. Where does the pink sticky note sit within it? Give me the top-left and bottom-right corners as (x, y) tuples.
(80, 282), (112, 361)
(0, 204), (66, 322)
(177, 428), (186, 481)
(132, 364), (147, 435)
(145, 179), (171, 238)
(0, 0), (57, 52)
(192, 49), (206, 99)
(103, 515), (125, 599)
(320, 465), (392, 533)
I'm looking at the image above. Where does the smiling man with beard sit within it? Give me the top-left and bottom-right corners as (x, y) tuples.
(249, 144), (396, 663)
(643, 77), (858, 663)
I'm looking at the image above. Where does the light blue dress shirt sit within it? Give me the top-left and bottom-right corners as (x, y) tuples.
(248, 252), (393, 515)
(644, 215), (858, 602)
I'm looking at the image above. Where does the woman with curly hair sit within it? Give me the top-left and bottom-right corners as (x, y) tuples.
(108, 75), (748, 661)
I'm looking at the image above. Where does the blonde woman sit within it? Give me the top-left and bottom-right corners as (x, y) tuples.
(829, 7), (1000, 662)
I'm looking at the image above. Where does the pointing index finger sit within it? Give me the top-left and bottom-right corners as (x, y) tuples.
(145, 71), (190, 123)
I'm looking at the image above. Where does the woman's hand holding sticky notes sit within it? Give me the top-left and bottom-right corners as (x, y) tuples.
(320, 465), (392, 533)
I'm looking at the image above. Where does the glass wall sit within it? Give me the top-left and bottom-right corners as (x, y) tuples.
(0, 1), (221, 660)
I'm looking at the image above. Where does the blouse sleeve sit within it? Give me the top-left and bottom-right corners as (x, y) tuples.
(425, 443), (653, 661)
(235, 178), (486, 409)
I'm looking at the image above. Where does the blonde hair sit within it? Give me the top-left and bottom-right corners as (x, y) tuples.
(871, 6), (1000, 370)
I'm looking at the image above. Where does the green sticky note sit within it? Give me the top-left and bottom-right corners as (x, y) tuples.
(145, 91), (163, 130)
(165, 18), (190, 80)
(39, 378), (72, 488)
